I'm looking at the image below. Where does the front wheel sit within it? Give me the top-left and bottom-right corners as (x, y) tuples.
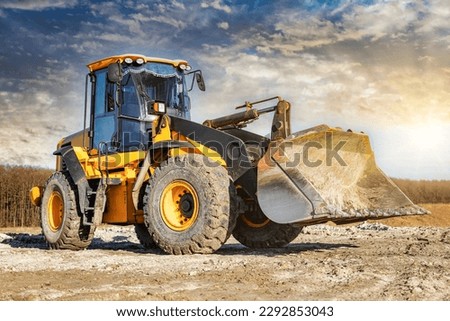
(143, 154), (235, 255)
(40, 172), (95, 250)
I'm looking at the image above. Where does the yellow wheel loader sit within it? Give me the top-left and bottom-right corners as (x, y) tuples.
(30, 54), (427, 254)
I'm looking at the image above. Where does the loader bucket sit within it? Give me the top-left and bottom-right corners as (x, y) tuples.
(257, 125), (428, 225)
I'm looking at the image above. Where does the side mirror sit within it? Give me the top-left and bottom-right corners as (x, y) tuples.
(187, 70), (206, 92)
(107, 63), (123, 83)
(196, 72), (206, 91)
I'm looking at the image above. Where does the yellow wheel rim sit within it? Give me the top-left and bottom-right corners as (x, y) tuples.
(241, 214), (270, 229)
(160, 180), (199, 231)
(48, 190), (63, 231)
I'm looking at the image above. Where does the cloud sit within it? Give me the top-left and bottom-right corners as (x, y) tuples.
(0, 86), (82, 168)
(415, 0), (450, 36)
(217, 21), (229, 30)
(339, 1), (419, 41)
(200, 0), (232, 13)
(69, 39), (105, 54)
(187, 0), (450, 180)
(192, 0), (450, 133)
(231, 1), (423, 57)
(0, 52), (84, 168)
(59, 0), (239, 63)
(418, 55), (435, 63)
(169, 0), (186, 11)
(0, 0), (78, 11)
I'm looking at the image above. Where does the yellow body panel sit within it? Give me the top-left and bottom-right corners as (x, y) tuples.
(170, 131), (226, 166)
(67, 148), (147, 225)
(87, 54), (188, 72)
(102, 181), (145, 224)
(183, 137), (226, 166)
(153, 116), (172, 142)
(55, 129), (89, 171)
(29, 186), (44, 207)
(72, 146), (145, 179)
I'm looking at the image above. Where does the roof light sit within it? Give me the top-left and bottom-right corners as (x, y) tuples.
(124, 57), (133, 64)
(136, 58), (144, 65)
(179, 64), (192, 71)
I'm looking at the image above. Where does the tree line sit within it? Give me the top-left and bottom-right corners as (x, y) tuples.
(0, 165), (449, 227)
(0, 165), (52, 227)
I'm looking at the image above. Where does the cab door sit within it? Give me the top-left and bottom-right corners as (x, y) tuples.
(91, 69), (117, 152)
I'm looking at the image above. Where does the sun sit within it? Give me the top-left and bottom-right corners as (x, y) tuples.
(375, 121), (450, 179)
(395, 121), (450, 179)
(408, 123), (448, 155)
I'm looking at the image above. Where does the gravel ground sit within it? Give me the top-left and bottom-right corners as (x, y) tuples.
(0, 222), (449, 301)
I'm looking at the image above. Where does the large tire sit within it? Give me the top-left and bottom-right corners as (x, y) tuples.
(143, 154), (235, 255)
(232, 204), (303, 249)
(40, 172), (95, 250)
(134, 223), (156, 249)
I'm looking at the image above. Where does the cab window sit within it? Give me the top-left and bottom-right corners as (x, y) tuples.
(92, 70), (116, 152)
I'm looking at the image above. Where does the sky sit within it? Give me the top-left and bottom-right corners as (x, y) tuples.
(0, 0), (449, 179)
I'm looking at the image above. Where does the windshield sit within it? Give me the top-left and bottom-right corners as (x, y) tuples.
(121, 63), (191, 119)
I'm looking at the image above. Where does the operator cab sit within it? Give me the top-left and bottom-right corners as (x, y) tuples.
(86, 54), (204, 153)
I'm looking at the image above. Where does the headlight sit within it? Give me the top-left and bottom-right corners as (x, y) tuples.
(146, 101), (166, 116)
(153, 101), (166, 113)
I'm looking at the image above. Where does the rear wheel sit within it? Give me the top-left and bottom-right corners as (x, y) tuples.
(40, 172), (95, 250)
(143, 154), (235, 255)
(134, 223), (156, 249)
(232, 204), (303, 249)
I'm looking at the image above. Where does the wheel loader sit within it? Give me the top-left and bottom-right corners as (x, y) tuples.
(30, 54), (427, 254)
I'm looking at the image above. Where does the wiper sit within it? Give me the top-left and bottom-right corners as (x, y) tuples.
(135, 80), (152, 103)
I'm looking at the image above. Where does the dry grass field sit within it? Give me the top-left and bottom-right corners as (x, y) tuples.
(371, 204), (450, 227)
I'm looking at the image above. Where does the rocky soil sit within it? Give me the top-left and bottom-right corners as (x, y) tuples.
(1, 215), (449, 301)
